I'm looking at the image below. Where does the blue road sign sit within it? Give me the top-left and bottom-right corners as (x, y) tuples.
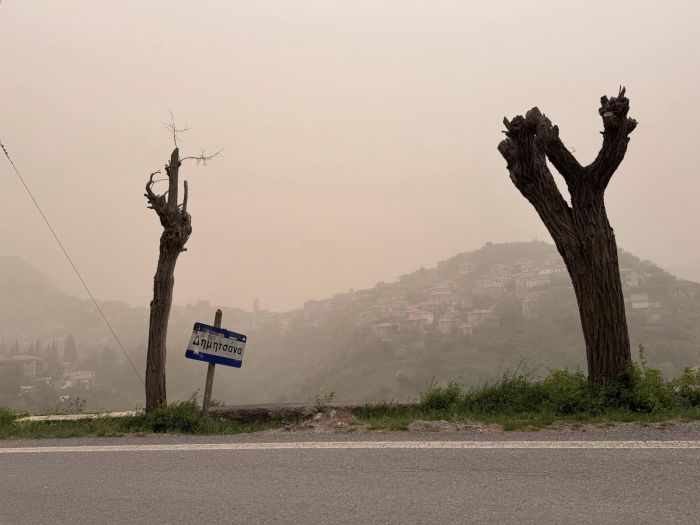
(185, 322), (247, 368)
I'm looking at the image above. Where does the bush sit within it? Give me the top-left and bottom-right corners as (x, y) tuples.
(540, 369), (591, 415)
(145, 395), (204, 434)
(671, 367), (700, 407)
(420, 382), (461, 411)
(463, 371), (546, 414)
(595, 346), (677, 413)
(412, 346), (698, 420)
(0, 407), (16, 428)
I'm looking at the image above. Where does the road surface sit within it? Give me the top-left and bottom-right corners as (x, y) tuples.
(2, 427), (699, 524)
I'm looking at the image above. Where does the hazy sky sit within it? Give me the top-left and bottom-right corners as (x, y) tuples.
(1, 0), (699, 312)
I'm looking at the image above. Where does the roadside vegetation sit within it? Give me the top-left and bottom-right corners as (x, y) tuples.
(0, 395), (279, 440)
(355, 347), (700, 430)
(2, 348), (698, 438)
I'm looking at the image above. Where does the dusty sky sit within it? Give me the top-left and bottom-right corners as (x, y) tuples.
(1, 0), (699, 312)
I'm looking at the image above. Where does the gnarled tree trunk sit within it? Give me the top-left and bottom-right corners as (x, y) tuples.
(497, 87), (637, 383)
(144, 148), (192, 410)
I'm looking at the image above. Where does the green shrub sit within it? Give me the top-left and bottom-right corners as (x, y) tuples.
(671, 367), (700, 407)
(0, 407), (16, 428)
(420, 382), (461, 411)
(412, 346), (697, 420)
(540, 369), (591, 415)
(595, 346), (676, 413)
(463, 371), (546, 414)
(145, 396), (204, 434)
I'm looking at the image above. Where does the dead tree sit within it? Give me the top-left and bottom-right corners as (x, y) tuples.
(144, 119), (219, 410)
(497, 87), (637, 383)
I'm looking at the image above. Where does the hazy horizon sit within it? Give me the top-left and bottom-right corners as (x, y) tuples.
(2, 0), (699, 311)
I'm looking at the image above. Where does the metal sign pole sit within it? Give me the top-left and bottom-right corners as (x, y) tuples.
(201, 308), (222, 416)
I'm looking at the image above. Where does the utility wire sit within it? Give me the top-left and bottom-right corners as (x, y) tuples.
(1, 139), (144, 385)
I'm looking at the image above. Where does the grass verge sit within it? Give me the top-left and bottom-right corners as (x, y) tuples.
(0, 398), (281, 440)
(2, 347), (698, 437)
(354, 348), (700, 431)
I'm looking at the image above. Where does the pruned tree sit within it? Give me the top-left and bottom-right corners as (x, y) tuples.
(144, 116), (219, 410)
(497, 87), (637, 383)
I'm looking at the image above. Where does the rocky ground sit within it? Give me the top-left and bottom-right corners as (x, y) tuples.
(267, 407), (700, 439)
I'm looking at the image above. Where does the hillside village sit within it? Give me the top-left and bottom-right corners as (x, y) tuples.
(249, 241), (677, 341)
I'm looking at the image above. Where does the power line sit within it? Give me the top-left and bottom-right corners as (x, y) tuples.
(1, 139), (144, 385)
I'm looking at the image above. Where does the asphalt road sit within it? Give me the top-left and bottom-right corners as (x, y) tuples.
(2, 429), (699, 524)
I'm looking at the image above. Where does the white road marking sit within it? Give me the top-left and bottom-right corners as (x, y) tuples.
(18, 411), (137, 422)
(1, 441), (699, 454)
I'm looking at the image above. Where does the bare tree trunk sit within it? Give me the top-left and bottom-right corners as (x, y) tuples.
(498, 88), (637, 383)
(145, 249), (179, 409)
(144, 148), (192, 410)
(566, 195), (630, 383)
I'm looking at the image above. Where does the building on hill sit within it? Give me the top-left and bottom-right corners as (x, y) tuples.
(520, 297), (540, 320)
(0, 354), (45, 381)
(457, 323), (473, 336)
(373, 322), (399, 340)
(514, 273), (553, 298)
(538, 255), (566, 275)
(400, 311), (433, 332)
(620, 268), (641, 288)
(455, 292), (474, 310)
(466, 309), (498, 327)
(473, 278), (508, 299)
(458, 261), (475, 275)
(627, 293), (650, 310)
(646, 302), (669, 323)
(511, 258), (535, 274)
(426, 288), (456, 307)
(519, 291), (548, 320)
(490, 264), (510, 280)
(62, 370), (96, 389)
(437, 317), (454, 335)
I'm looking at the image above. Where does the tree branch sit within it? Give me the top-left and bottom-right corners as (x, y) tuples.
(145, 170), (167, 213)
(180, 148), (223, 165)
(585, 86), (638, 188)
(164, 111), (189, 149)
(182, 180), (189, 214)
(498, 114), (576, 251)
(165, 148), (181, 210)
(525, 107), (583, 191)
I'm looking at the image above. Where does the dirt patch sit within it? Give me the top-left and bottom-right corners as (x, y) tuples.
(408, 420), (502, 433)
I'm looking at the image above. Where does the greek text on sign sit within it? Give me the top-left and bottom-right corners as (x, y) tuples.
(185, 322), (247, 368)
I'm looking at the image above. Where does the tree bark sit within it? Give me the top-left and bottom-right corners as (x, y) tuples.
(497, 88), (637, 383)
(144, 148), (192, 410)
(565, 192), (631, 383)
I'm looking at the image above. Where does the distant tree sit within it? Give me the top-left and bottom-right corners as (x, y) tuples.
(497, 87), (637, 383)
(63, 334), (77, 363)
(34, 338), (43, 358)
(97, 346), (117, 382)
(143, 116), (219, 410)
(10, 340), (19, 357)
(0, 365), (20, 395)
(47, 339), (58, 359)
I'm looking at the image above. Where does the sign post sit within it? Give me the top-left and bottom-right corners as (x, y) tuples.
(184, 309), (247, 416)
(202, 309), (222, 416)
